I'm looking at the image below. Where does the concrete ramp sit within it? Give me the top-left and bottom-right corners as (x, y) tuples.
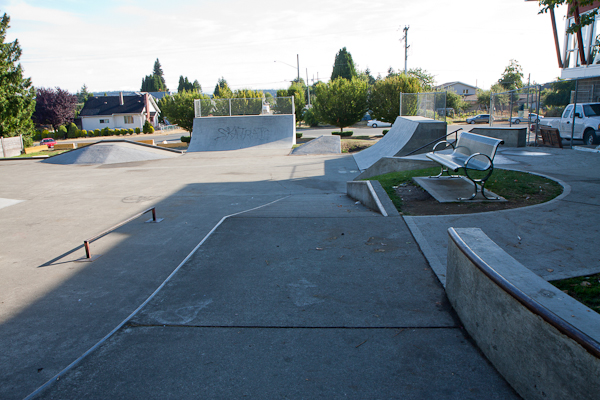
(43, 141), (181, 165)
(353, 116), (446, 171)
(291, 135), (340, 155)
(188, 115), (296, 152)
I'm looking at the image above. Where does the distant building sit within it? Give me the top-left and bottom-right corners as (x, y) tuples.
(79, 93), (160, 132)
(435, 81), (479, 96)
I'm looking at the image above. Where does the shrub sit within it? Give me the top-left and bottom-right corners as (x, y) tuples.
(81, 130), (87, 137)
(57, 125), (68, 139)
(382, 129), (389, 135)
(102, 127), (109, 136)
(180, 135), (191, 143)
(67, 122), (78, 138)
(143, 120), (154, 134)
(94, 129), (101, 137)
(332, 131), (353, 137)
(41, 129), (49, 138)
(303, 107), (320, 127)
(296, 133), (303, 139)
(23, 134), (34, 148)
(135, 127), (141, 134)
(128, 129), (134, 135)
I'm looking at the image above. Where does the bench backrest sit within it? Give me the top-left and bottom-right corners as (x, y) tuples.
(454, 132), (504, 160)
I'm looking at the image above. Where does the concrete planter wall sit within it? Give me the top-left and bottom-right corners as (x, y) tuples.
(445, 227), (600, 400)
(470, 127), (526, 147)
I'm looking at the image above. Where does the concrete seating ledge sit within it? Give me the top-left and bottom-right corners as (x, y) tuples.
(346, 180), (399, 217)
(446, 227), (600, 400)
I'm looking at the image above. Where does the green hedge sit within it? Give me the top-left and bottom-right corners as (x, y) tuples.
(181, 135), (191, 143)
(332, 131), (353, 137)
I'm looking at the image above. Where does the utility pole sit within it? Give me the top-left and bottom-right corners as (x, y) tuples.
(402, 26), (410, 74)
(306, 68), (311, 107)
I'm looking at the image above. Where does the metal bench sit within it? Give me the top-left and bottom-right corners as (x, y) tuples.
(426, 131), (504, 200)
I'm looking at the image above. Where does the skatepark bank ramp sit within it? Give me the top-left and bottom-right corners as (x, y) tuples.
(353, 116), (446, 171)
(188, 114), (296, 152)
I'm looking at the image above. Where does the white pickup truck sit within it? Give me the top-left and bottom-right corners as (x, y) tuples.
(542, 103), (600, 145)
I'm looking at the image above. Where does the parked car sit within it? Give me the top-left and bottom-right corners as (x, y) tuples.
(466, 114), (492, 124)
(40, 138), (56, 148)
(367, 119), (392, 128)
(510, 113), (542, 124)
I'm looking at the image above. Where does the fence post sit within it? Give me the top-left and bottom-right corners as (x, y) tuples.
(399, 93), (403, 116)
(229, 99), (232, 116)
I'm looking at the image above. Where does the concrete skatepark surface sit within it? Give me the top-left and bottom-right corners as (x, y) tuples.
(0, 136), (597, 398)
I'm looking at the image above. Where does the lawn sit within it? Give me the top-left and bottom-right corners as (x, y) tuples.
(367, 167), (563, 212)
(551, 273), (600, 314)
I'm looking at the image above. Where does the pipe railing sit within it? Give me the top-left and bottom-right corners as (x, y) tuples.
(83, 207), (162, 260)
(404, 128), (462, 157)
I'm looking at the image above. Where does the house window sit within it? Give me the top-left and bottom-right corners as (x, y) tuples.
(124, 115), (134, 124)
(99, 119), (109, 124)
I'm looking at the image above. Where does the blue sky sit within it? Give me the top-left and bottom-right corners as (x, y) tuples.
(1, 0), (567, 94)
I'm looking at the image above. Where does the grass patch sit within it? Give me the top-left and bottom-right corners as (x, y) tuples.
(15, 150), (68, 158)
(367, 167), (563, 212)
(551, 273), (600, 314)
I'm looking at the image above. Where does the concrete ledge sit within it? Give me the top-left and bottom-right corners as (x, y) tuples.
(446, 227), (600, 400)
(135, 139), (155, 146)
(54, 143), (76, 150)
(470, 127), (526, 147)
(24, 145), (48, 154)
(346, 180), (399, 217)
(157, 142), (188, 149)
(354, 156), (435, 180)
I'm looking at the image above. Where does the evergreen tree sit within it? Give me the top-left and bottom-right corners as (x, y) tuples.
(153, 58), (167, 91)
(0, 13), (36, 138)
(76, 84), (91, 103)
(331, 47), (357, 81)
(177, 76), (186, 92)
(213, 77), (232, 98)
(192, 80), (201, 92)
(140, 59), (167, 92)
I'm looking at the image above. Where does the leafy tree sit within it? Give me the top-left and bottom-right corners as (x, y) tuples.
(445, 90), (468, 113)
(368, 74), (421, 123)
(408, 68), (436, 91)
(542, 78), (576, 107)
(275, 83), (306, 123)
(159, 91), (211, 132)
(358, 68), (376, 86)
(313, 77), (368, 132)
(539, 1), (597, 34)
(498, 59), (524, 91)
(33, 87), (78, 132)
(0, 13), (36, 138)
(476, 89), (491, 109)
(213, 77), (232, 98)
(331, 47), (357, 81)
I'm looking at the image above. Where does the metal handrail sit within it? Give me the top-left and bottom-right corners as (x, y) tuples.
(404, 128), (462, 157)
(83, 207), (162, 259)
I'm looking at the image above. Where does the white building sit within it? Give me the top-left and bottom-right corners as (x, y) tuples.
(80, 93), (160, 132)
(435, 81), (479, 96)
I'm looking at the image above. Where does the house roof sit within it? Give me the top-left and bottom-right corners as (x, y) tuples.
(80, 95), (147, 117)
(436, 81), (479, 90)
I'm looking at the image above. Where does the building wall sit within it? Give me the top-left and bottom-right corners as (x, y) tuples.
(81, 114), (145, 131)
(444, 83), (477, 96)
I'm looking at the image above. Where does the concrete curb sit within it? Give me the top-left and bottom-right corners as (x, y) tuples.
(346, 180), (399, 217)
(446, 227), (600, 400)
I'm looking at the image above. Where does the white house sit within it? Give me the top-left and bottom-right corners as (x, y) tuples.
(80, 93), (161, 132)
(436, 81), (479, 96)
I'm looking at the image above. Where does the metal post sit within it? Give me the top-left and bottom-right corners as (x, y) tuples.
(84, 240), (91, 259)
(229, 99), (232, 116)
(509, 92), (513, 127)
(571, 79), (578, 149)
(399, 93), (403, 116)
(152, 208), (157, 222)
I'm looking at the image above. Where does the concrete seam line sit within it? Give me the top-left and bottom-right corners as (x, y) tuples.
(366, 180), (388, 217)
(403, 216), (446, 287)
(23, 195), (291, 400)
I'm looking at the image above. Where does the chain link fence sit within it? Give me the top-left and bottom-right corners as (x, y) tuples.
(194, 97), (294, 118)
(399, 92), (447, 122)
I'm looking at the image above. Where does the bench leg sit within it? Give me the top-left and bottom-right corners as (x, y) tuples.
(459, 166), (501, 201)
(429, 166), (461, 179)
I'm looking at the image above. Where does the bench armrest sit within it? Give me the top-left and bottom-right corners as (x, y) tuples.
(464, 152), (493, 170)
(432, 140), (455, 153)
